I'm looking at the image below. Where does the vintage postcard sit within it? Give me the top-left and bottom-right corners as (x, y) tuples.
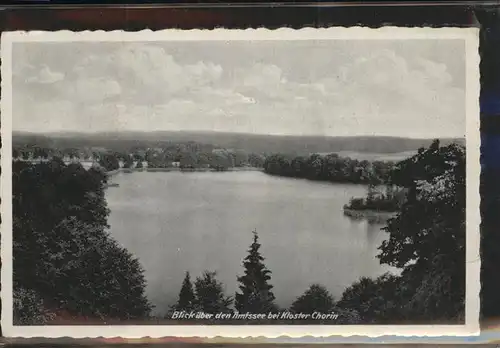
(1, 27), (480, 338)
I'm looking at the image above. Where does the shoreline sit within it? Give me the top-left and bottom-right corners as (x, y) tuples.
(343, 208), (396, 223)
(106, 166), (264, 176)
(263, 172), (377, 187)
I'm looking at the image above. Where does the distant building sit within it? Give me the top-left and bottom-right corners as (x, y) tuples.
(80, 161), (94, 170)
(63, 156), (81, 165)
(172, 161), (181, 168)
(212, 148), (228, 154)
(133, 161), (148, 169)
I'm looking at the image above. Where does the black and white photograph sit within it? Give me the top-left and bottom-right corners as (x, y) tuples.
(0, 28), (480, 338)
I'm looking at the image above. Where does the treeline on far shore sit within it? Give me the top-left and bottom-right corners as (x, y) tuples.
(262, 151), (403, 214)
(12, 139), (466, 325)
(263, 153), (394, 185)
(13, 138), (399, 182)
(12, 143), (267, 173)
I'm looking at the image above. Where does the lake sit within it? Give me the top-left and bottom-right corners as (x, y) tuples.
(106, 171), (394, 316)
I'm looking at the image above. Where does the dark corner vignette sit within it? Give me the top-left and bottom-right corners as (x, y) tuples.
(0, 1), (494, 337)
(476, 5), (500, 325)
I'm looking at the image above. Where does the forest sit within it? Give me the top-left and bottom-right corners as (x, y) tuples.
(12, 139), (465, 325)
(12, 142), (266, 172)
(12, 158), (152, 323)
(263, 153), (394, 184)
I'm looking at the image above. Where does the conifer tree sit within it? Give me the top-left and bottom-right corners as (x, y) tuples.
(235, 231), (276, 313)
(174, 271), (196, 311)
(194, 271), (233, 314)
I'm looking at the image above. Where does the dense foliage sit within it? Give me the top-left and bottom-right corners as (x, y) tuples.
(13, 287), (56, 325)
(147, 148), (265, 170)
(263, 153), (394, 184)
(13, 160), (152, 323)
(338, 140), (466, 323)
(98, 153), (120, 171)
(121, 155), (134, 169)
(13, 142), (266, 172)
(289, 284), (362, 324)
(377, 140), (466, 322)
(194, 271), (233, 314)
(290, 284), (335, 314)
(337, 274), (403, 324)
(167, 270), (234, 318)
(170, 272), (196, 312)
(344, 184), (406, 212)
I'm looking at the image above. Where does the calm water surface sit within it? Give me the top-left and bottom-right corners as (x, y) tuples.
(106, 171), (393, 315)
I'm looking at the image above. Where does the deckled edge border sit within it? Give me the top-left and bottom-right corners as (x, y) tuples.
(0, 26), (481, 340)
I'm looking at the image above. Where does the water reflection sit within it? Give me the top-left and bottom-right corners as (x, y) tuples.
(107, 171), (394, 314)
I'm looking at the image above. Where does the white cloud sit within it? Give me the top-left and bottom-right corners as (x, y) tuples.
(26, 65), (64, 84)
(242, 63), (285, 87)
(13, 42), (465, 138)
(106, 44), (223, 102)
(62, 77), (122, 104)
(308, 49), (466, 137)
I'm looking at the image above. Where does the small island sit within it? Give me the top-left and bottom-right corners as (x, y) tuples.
(343, 184), (406, 223)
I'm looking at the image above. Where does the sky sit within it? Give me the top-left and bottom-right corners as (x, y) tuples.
(12, 39), (466, 138)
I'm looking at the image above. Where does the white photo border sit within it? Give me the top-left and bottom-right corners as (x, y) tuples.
(0, 27), (481, 338)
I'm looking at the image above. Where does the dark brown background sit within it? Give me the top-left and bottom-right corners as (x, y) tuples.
(0, 3), (477, 31)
